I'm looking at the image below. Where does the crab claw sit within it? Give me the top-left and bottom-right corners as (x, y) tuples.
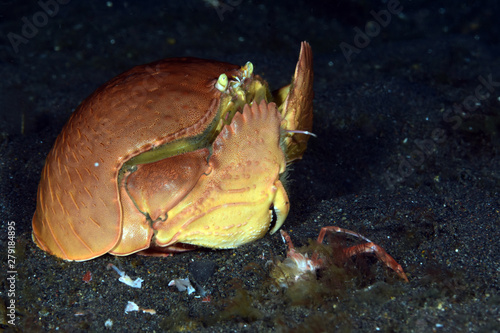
(274, 41), (314, 163)
(270, 180), (290, 234)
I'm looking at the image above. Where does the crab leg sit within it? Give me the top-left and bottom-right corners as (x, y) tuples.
(280, 230), (322, 272)
(316, 226), (409, 282)
(280, 229), (298, 255)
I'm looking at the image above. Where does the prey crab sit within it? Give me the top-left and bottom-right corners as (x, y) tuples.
(271, 226), (409, 287)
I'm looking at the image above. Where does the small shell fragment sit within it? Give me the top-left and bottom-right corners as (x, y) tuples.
(108, 263), (143, 288)
(119, 275), (144, 289)
(104, 319), (113, 329)
(124, 301), (139, 314)
(82, 270), (92, 283)
(142, 308), (157, 315)
(124, 301), (156, 315)
(168, 278), (195, 295)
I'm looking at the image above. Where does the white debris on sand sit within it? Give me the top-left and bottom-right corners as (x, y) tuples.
(124, 301), (156, 315)
(107, 263), (144, 288)
(124, 301), (140, 314)
(168, 277), (195, 295)
(104, 318), (113, 329)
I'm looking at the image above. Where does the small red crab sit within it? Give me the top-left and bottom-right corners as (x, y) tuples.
(273, 226), (408, 286)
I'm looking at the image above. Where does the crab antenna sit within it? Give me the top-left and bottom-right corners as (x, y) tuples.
(286, 129), (317, 138)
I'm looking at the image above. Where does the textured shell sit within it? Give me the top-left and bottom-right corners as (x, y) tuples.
(32, 58), (240, 261)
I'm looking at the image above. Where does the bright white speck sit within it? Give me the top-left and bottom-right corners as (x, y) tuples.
(125, 301), (139, 314)
(94, 162), (99, 167)
(436, 323), (443, 328)
(104, 319), (113, 329)
(455, 249), (459, 253)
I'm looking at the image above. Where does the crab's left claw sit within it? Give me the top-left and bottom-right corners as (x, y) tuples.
(274, 41), (314, 163)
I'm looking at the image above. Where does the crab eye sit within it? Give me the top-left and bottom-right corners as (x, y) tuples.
(241, 61), (253, 78)
(215, 73), (228, 92)
(245, 62), (253, 76)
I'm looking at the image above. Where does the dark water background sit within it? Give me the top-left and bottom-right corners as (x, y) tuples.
(0, 0), (498, 331)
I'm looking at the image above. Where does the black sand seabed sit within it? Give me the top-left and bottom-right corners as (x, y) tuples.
(0, 1), (498, 332)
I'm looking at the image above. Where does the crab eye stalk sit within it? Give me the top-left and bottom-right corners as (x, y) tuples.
(215, 73), (228, 92)
(241, 61), (253, 78)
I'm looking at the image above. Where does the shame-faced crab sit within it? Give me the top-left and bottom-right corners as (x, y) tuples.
(32, 42), (313, 261)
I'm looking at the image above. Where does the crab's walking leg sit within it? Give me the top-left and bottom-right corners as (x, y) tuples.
(280, 230), (297, 256)
(317, 225), (373, 244)
(280, 229), (322, 271)
(317, 226), (409, 282)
